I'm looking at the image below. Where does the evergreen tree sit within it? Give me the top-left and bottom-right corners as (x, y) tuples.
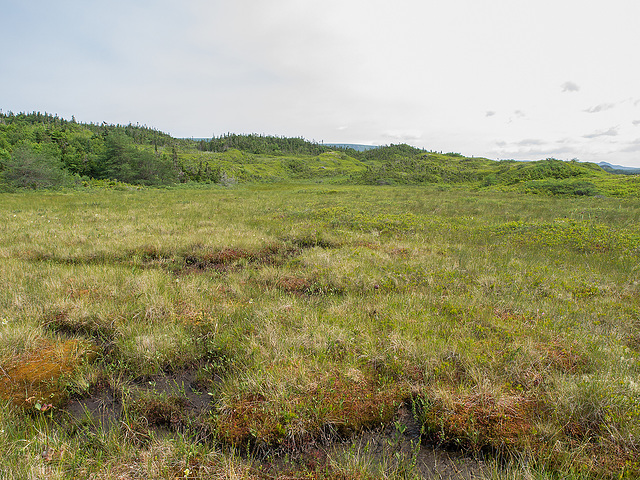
(1, 144), (74, 189)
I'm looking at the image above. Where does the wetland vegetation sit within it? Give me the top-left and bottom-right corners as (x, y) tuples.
(1, 112), (640, 479)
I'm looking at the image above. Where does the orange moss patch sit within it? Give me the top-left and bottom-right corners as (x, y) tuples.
(420, 390), (537, 452)
(0, 339), (95, 409)
(216, 371), (405, 446)
(216, 393), (275, 444)
(537, 340), (590, 374)
(276, 276), (312, 294)
(580, 444), (640, 478)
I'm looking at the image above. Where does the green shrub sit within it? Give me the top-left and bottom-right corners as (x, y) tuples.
(524, 179), (600, 196)
(0, 144), (75, 189)
(101, 131), (178, 185)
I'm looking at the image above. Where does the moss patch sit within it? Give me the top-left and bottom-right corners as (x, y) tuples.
(0, 338), (96, 409)
(215, 370), (405, 447)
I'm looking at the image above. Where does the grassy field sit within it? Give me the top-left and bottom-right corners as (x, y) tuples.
(1, 184), (640, 479)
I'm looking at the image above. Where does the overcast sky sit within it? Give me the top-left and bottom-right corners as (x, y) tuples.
(3, 0), (640, 166)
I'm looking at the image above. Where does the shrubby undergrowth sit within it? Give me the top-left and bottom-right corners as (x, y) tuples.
(1, 111), (638, 197)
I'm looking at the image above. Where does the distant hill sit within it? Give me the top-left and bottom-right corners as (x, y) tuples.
(2, 111), (640, 196)
(323, 143), (379, 152)
(598, 162), (640, 174)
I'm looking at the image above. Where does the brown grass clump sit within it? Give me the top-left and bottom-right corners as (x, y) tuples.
(181, 244), (300, 273)
(492, 306), (534, 325)
(0, 338), (95, 409)
(276, 276), (313, 294)
(138, 244), (167, 260)
(387, 247), (410, 257)
(419, 389), (537, 453)
(537, 340), (591, 374)
(183, 247), (248, 272)
(215, 371), (404, 447)
(43, 307), (115, 342)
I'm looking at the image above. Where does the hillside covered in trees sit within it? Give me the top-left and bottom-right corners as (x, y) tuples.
(1, 111), (639, 196)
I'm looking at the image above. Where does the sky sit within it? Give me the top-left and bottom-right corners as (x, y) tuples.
(2, 0), (640, 167)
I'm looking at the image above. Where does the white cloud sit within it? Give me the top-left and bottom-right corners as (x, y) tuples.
(621, 139), (640, 152)
(516, 139), (544, 146)
(584, 103), (616, 114)
(583, 127), (619, 139)
(561, 81), (580, 93)
(493, 138), (579, 159)
(381, 129), (424, 144)
(507, 110), (526, 123)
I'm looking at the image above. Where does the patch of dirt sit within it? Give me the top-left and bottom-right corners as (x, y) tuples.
(63, 384), (488, 479)
(176, 235), (340, 274)
(352, 241), (381, 250)
(65, 368), (213, 434)
(260, 405), (487, 480)
(346, 405), (487, 480)
(287, 235), (339, 250)
(387, 247), (411, 257)
(22, 238), (339, 276)
(131, 368), (213, 415)
(66, 386), (122, 432)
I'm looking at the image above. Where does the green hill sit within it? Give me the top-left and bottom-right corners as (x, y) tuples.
(1, 111), (639, 196)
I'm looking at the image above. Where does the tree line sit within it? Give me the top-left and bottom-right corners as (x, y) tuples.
(200, 133), (338, 156)
(0, 111), (614, 196)
(0, 112), (180, 189)
(0, 113), (390, 189)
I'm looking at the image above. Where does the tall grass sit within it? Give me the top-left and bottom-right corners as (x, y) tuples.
(1, 184), (639, 478)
